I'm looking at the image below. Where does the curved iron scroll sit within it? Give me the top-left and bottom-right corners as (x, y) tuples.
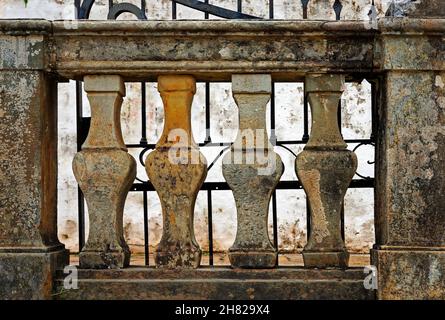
(76, 0), (260, 20)
(108, 3), (147, 20)
(352, 141), (375, 180)
(174, 0), (259, 19)
(75, 0), (95, 19)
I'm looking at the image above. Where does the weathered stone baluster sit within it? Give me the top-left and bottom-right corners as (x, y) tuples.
(146, 75), (207, 268)
(223, 74), (283, 268)
(73, 75), (135, 269)
(297, 74), (356, 268)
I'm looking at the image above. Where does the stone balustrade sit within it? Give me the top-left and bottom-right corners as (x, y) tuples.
(0, 16), (444, 299)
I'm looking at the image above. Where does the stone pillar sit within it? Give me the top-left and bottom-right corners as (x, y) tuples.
(297, 74), (356, 268)
(73, 75), (135, 269)
(146, 75), (207, 268)
(372, 17), (445, 299)
(223, 74), (283, 268)
(0, 21), (69, 299)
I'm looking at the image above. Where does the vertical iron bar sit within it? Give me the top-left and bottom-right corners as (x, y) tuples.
(143, 191), (149, 266)
(269, 0), (274, 19)
(237, 0), (242, 13)
(338, 98), (342, 136)
(272, 191), (278, 266)
(338, 97), (345, 240)
(269, 39), (278, 262)
(141, 0), (146, 12)
(172, 0), (177, 19)
(74, 0), (80, 14)
(207, 190), (214, 266)
(303, 91), (309, 142)
(370, 80), (377, 143)
(204, 1), (211, 144)
(204, 1), (212, 266)
(301, 0), (309, 19)
(76, 79), (86, 252)
(140, 82), (147, 145)
(306, 198), (310, 240)
(341, 203), (345, 241)
(270, 83), (277, 143)
(303, 80), (310, 242)
(204, 0), (209, 19)
(108, 0), (113, 10)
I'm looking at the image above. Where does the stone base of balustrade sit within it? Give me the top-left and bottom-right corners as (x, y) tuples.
(229, 250), (277, 269)
(155, 248), (202, 269)
(79, 248), (130, 269)
(302, 250), (350, 269)
(53, 267), (375, 300)
(0, 246), (69, 300)
(371, 247), (445, 300)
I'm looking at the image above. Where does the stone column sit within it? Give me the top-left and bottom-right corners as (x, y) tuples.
(146, 75), (207, 268)
(73, 75), (135, 269)
(372, 16), (445, 299)
(297, 74), (356, 268)
(223, 74), (283, 268)
(0, 21), (69, 299)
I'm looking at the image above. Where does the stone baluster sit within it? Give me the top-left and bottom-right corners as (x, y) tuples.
(296, 74), (356, 268)
(146, 75), (207, 268)
(73, 75), (136, 269)
(223, 74), (283, 268)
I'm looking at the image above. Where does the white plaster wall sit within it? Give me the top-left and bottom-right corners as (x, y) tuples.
(0, 0), (394, 254)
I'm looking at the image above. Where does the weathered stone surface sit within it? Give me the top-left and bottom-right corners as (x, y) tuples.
(373, 62), (445, 297)
(0, 251), (68, 300)
(386, 0), (445, 18)
(372, 249), (445, 299)
(146, 75), (207, 268)
(375, 71), (445, 247)
(53, 267), (375, 300)
(73, 75), (135, 269)
(377, 23), (445, 72)
(0, 70), (68, 299)
(50, 20), (376, 81)
(297, 74), (357, 268)
(223, 74), (282, 268)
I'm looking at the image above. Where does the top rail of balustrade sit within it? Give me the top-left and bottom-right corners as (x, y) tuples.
(0, 19), (444, 81)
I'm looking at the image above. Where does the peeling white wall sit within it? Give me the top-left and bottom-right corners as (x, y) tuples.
(0, 0), (394, 254)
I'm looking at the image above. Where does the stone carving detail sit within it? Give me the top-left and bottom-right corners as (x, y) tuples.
(146, 75), (207, 268)
(297, 74), (356, 268)
(73, 75), (135, 269)
(223, 74), (283, 268)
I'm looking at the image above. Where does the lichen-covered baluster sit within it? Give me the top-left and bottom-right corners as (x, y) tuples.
(297, 74), (356, 268)
(146, 75), (207, 269)
(223, 74), (283, 268)
(73, 75), (136, 269)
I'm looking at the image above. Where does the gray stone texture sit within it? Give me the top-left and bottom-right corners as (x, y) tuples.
(0, 26), (69, 298)
(146, 75), (207, 268)
(73, 75), (135, 269)
(223, 74), (283, 268)
(297, 74), (356, 268)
